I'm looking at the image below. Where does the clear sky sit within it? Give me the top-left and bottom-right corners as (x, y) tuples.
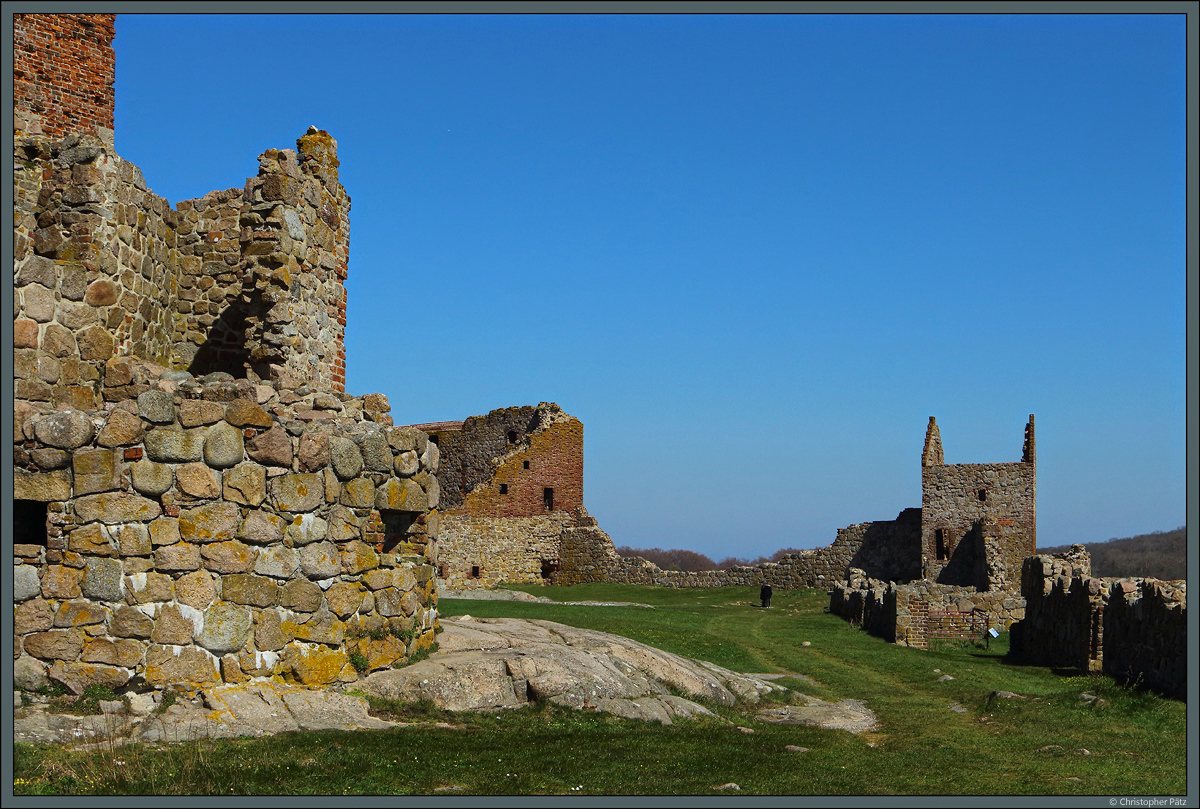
(110, 12), (1187, 560)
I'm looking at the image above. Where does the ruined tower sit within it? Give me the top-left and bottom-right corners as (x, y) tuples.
(920, 415), (1036, 590)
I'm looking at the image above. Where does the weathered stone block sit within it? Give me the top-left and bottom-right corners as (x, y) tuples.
(327, 504), (361, 542)
(75, 492), (162, 524)
(145, 643), (220, 687)
(342, 540), (379, 575)
(328, 436), (363, 480)
(33, 410), (94, 449)
(15, 599), (54, 634)
(299, 541), (340, 580)
(270, 473), (323, 512)
(144, 426), (205, 462)
(154, 541), (202, 572)
(386, 426), (427, 454)
(110, 605), (154, 638)
(53, 600), (109, 627)
(48, 661), (131, 696)
(68, 524), (116, 556)
(353, 429), (392, 473)
(175, 462), (220, 500)
(283, 644), (348, 686)
(24, 629), (85, 661)
(254, 545), (300, 579)
(82, 557), (125, 602)
(252, 609), (289, 653)
(374, 588), (406, 617)
(201, 540), (257, 574)
(339, 476), (375, 508)
(375, 478), (427, 512)
(72, 448), (122, 495)
(223, 461), (267, 506)
(298, 432), (330, 472)
(280, 578), (323, 612)
(41, 565), (83, 599)
(14, 565), (43, 602)
(179, 399), (225, 427)
(196, 603), (252, 653)
(130, 458), (173, 496)
(137, 390), (176, 424)
(175, 570), (218, 610)
(126, 571), (174, 603)
(222, 574), (279, 607)
(148, 517), (181, 546)
(246, 425), (293, 467)
(237, 510), (285, 544)
(285, 513), (328, 546)
(224, 399), (272, 428)
(116, 523), (152, 556)
(13, 468), (72, 502)
(203, 422), (244, 468)
(325, 581), (365, 619)
(394, 450), (419, 477)
(179, 501), (240, 542)
(362, 568), (395, 590)
(151, 603), (198, 645)
(82, 637), (144, 668)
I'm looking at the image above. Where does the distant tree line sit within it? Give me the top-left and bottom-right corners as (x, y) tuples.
(615, 546), (807, 572)
(1039, 527), (1185, 580)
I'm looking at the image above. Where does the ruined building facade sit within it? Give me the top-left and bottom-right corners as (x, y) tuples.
(12, 13), (438, 697)
(412, 403), (610, 589)
(830, 416), (1037, 648)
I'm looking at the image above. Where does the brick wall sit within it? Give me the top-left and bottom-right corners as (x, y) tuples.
(14, 14), (115, 140)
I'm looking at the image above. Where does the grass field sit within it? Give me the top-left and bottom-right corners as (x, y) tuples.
(12, 583), (1187, 796)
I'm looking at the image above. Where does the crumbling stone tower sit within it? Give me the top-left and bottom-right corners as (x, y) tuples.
(14, 13), (349, 407)
(920, 415), (1036, 591)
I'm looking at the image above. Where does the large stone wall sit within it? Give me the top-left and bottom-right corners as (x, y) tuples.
(1008, 548), (1186, 698)
(11, 14), (425, 699)
(13, 368), (440, 696)
(14, 127), (350, 406)
(14, 14), (116, 140)
(438, 513), (583, 589)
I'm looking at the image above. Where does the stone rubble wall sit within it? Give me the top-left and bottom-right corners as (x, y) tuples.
(438, 513), (582, 589)
(14, 127), (350, 410)
(13, 368), (440, 696)
(829, 572), (1026, 649)
(1008, 548), (1186, 698)
(554, 512), (921, 590)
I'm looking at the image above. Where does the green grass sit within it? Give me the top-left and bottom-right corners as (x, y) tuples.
(13, 584), (1186, 796)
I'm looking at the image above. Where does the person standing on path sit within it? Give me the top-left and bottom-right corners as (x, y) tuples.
(760, 583), (772, 609)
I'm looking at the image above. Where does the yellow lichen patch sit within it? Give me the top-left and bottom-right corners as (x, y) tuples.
(284, 644), (348, 686)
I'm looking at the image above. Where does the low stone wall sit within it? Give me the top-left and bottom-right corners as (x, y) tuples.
(13, 368), (440, 696)
(830, 572), (1026, 649)
(438, 512), (579, 589)
(1009, 548), (1186, 697)
(554, 510), (920, 590)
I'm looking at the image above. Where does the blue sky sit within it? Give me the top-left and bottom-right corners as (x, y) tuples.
(111, 12), (1187, 559)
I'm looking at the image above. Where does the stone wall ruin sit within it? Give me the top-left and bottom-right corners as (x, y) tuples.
(11, 13), (436, 698)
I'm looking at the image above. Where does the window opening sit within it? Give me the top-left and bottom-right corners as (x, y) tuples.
(523, 460), (530, 469)
(14, 500), (48, 546)
(380, 510), (418, 553)
(499, 484), (508, 495)
(507, 431), (517, 443)
(935, 528), (946, 561)
(541, 559), (559, 580)
(470, 565), (481, 579)
(543, 487), (554, 511)
(977, 489), (988, 502)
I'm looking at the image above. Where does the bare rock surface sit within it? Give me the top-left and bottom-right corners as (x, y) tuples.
(360, 616), (786, 724)
(756, 697), (878, 734)
(14, 682), (402, 747)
